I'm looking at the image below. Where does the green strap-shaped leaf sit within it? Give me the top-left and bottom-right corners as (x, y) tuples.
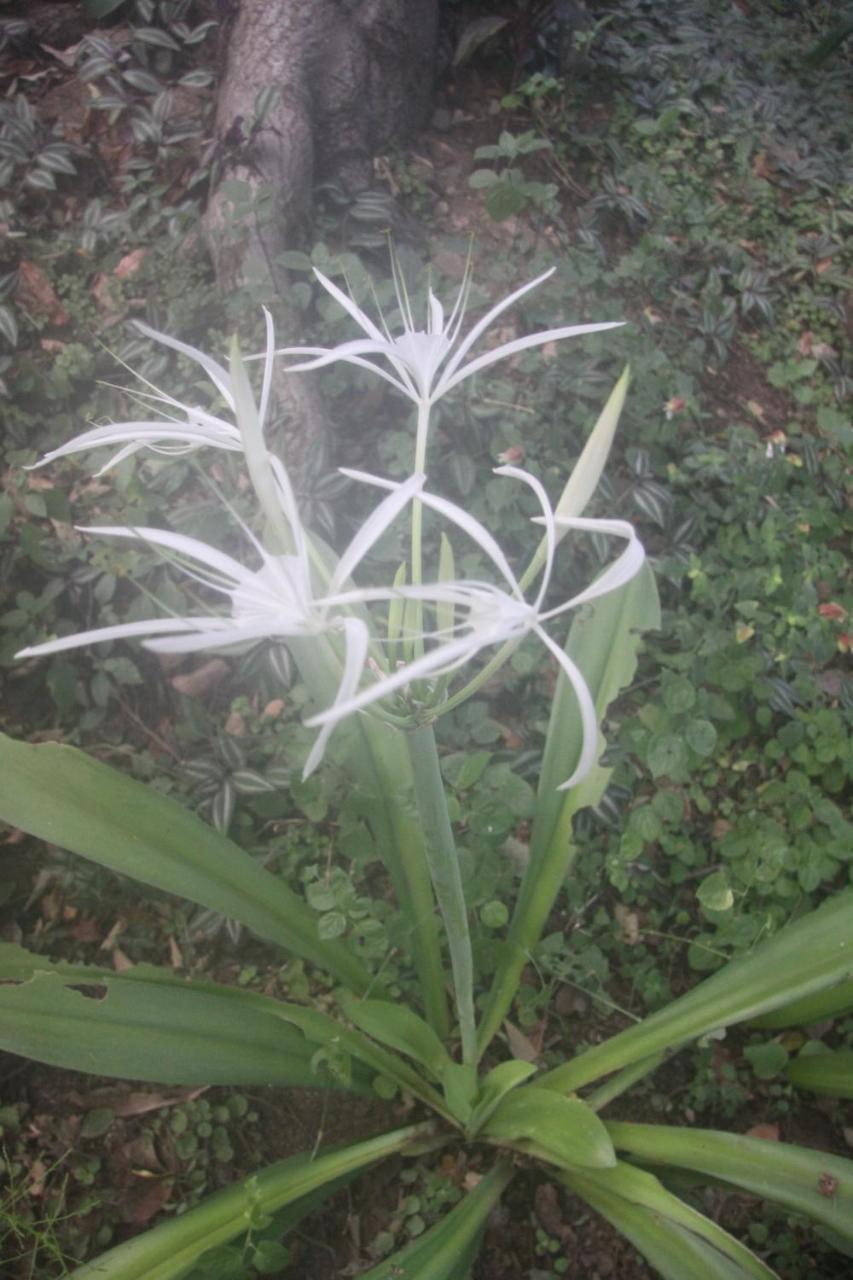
(0, 943), (370, 1089)
(359, 1159), (514, 1279)
(607, 1121), (853, 1246)
(0, 732), (369, 992)
(337, 993), (451, 1078)
(560, 1161), (777, 1280)
(0, 943), (452, 1111)
(69, 1124), (431, 1280)
(540, 889), (853, 1094)
(478, 562), (660, 1055)
(752, 978), (853, 1030)
(481, 1087), (616, 1169)
(787, 1049), (853, 1100)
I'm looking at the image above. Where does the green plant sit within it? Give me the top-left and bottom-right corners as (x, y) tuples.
(469, 130), (559, 222)
(2, 264), (853, 1280)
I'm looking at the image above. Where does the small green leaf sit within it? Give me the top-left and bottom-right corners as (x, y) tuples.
(697, 871), (734, 913)
(338, 994), (451, 1078)
(81, 1107), (115, 1138)
(441, 1062), (478, 1124)
(743, 1041), (788, 1080)
(468, 1060), (537, 1135)
(482, 1087), (616, 1169)
(485, 181), (527, 221)
(648, 733), (688, 778)
(686, 719), (717, 757)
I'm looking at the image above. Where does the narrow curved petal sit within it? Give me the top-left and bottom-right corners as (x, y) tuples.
(436, 267), (556, 388)
(135, 321), (234, 410)
(16, 616), (210, 660)
(338, 468), (522, 597)
(305, 633), (479, 730)
(495, 464), (556, 613)
(312, 269), (389, 343)
(258, 307), (275, 430)
(535, 625), (600, 789)
(539, 517), (645, 619)
(76, 525), (252, 593)
(281, 345), (414, 399)
(302, 616), (370, 778)
(436, 321), (625, 399)
(143, 620), (291, 653)
(26, 421), (242, 472)
(329, 471), (425, 596)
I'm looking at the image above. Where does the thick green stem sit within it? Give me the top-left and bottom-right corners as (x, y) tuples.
(407, 723), (477, 1064)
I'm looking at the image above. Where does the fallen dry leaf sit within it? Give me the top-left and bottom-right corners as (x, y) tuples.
(745, 1123), (779, 1142)
(167, 935), (184, 969)
(614, 902), (640, 945)
(114, 248), (147, 279)
(504, 1019), (541, 1063)
(122, 1176), (174, 1225)
(112, 947), (133, 972)
(16, 260), (68, 325)
(170, 658), (229, 698)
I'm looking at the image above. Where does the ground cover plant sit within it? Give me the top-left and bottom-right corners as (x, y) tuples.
(1, 0), (851, 1276)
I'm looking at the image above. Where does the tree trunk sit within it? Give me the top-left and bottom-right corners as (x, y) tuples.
(204, 0), (439, 487)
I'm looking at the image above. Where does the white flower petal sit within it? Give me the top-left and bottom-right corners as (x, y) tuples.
(302, 616), (369, 778)
(329, 471), (425, 596)
(76, 525), (251, 592)
(494, 464), (556, 612)
(312, 269), (388, 343)
(135, 321), (234, 410)
(535, 625), (600, 789)
(436, 267), (556, 388)
(436, 321), (624, 399)
(259, 307), (275, 429)
(305, 633), (479, 729)
(16, 617), (210, 659)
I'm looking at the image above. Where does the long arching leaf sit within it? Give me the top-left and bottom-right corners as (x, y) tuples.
(478, 562), (660, 1054)
(0, 732), (369, 992)
(69, 1124), (431, 1280)
(0, 945), (363, 1089)
(607, 1121), (853, 1245)
(560, 1161), (776, 1279)
(359, 1160), (514, 1279)
(541, 889), (853, 1094)
(0, 944), (450, 1111)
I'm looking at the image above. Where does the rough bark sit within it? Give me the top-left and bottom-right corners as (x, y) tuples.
(204, 0), (438, 487)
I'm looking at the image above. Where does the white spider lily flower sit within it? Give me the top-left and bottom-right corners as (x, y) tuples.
(306, 466), (645, 790)
(273, 265), (623, 415)
(16, 467), (426, 778)
(27, 320), (245, 476)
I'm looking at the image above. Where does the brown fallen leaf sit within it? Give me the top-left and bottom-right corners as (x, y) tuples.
(112, 947), (133, 972)
(122, 1176), (174, 1225)
(170, 658), (229, 698)
(16, 260), (68, 325)
(745, 1123), (779, 1142)
(167, 935), (184, 969)
(114, 248), (147, 279)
